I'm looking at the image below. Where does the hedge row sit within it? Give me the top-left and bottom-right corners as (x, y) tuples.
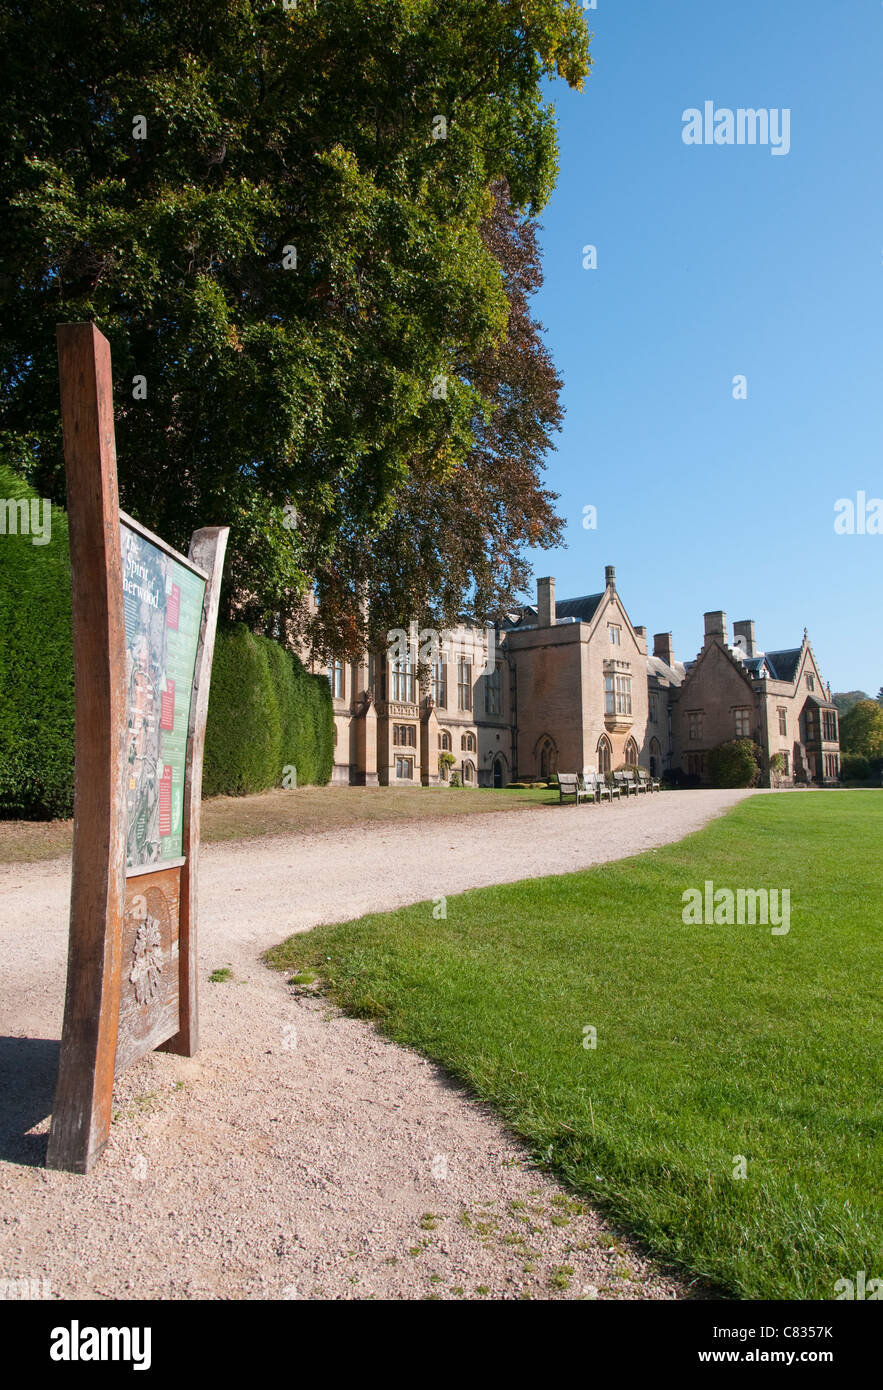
(203, 625), (333, 796)
(0, 465), (76, 818)
(0, 467), (333, 819)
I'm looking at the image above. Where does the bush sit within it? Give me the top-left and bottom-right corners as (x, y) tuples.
(706, 739), (762, 789)
(840, 754), (870, 783)
(203, 625), (333, 796)
(0, 465), (75, 819)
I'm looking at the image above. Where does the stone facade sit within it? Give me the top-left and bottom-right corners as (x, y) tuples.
(306, 566), (840, 788)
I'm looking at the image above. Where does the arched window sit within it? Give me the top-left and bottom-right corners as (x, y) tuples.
(597, 737), (612, 774)
(440, 730), (452, 751)
(463, 760), (475, 783)
(624, 737), (639, 767)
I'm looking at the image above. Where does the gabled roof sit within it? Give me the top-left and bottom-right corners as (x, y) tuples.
(765, 648), (802, 682)
(555, 593), (604, 624)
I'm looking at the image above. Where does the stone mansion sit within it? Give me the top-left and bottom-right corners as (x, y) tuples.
(307, 564), (841, 789)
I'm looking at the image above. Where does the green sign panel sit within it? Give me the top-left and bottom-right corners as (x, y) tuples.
(121, 523), (205, 868)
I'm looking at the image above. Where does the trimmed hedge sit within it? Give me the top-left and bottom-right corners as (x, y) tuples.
(203, 625), (333, 796)
(0, 464), (333, 817)
(0, 465), (75, 819)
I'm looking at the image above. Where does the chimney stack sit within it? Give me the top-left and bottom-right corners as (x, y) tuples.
(537, 576), (556, 628)
(605, 565), (616, 591)
(733, 619), (756, 657)
(704, 611), (728, 646)
(653, 633), (674, 666)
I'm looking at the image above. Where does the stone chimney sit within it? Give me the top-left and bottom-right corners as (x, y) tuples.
(653, 633), (674, 666)
(704, 611), (728, 646)
(605, 564), (616, 591)
(733, 619), (757, 657)
(537, 576), (556, 628)
(633, 625), (648, 653)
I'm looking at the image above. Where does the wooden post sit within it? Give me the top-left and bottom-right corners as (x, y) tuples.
(47, 323), (228, 1172)
(47, 324), (128, 1173)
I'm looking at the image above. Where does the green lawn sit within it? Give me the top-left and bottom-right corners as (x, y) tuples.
(267, 791), (883, 1299)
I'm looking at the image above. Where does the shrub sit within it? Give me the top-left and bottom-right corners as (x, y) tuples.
(840, 754), (870, 783)
(0, 465), (75, 819)
(706, 739), (762, 789)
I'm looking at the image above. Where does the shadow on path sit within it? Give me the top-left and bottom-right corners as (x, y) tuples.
(0, 1036), (58, 1167)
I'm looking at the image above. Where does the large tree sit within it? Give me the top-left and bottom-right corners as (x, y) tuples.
(0, 0), (590, 626)
(292, 182), (566, 657)
(839, 700), (883, 759)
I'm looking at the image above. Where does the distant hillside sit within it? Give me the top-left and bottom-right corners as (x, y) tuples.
(832, 690), (870, 716)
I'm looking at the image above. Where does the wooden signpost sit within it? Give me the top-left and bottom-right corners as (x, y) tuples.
(46, 323), (228, 1173)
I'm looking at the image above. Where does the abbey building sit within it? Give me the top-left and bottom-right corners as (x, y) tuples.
(310, 565), (841, 789)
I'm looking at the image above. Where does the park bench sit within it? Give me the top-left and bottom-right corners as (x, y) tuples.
(638, 768), (660, 793)
(614, 770), (640, 797)
(558, 772), (589, 805)
(581, 769), (612, 803)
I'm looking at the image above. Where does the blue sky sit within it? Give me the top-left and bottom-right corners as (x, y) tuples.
(526, 0), (882, 693)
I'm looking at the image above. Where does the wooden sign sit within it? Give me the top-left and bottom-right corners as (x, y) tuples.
(46, 323), (228, 1173)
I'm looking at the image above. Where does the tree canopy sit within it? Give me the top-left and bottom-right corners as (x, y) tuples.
(0, 0), (591, 643)
(839, 700), (883, 760)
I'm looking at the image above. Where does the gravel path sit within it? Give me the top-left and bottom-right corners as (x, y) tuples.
(0, 789), (754, 1300)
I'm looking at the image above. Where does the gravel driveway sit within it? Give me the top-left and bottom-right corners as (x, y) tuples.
(0, 789), (754, 1300)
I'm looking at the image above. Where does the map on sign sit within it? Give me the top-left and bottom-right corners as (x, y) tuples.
(121, 523), (205, 869)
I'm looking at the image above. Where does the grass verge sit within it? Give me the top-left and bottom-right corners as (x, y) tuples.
(266, 791), (883, 1299)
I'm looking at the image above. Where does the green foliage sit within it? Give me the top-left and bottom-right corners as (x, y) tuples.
(0, 464), (332, 815)
(0, 465), (74, 819)
(839, 700), (883, 760)
(0, 0), (591, 629)
(706, 738), (761, 789)
(840, 754), (870, 783)
(832, 690), (870, 716)
(203, 625), (333, 796)
(438, 751), (456, 779)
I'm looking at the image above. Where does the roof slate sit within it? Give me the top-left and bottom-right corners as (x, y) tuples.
(555, 593), (604, 624)
(765, 648), (803, 682)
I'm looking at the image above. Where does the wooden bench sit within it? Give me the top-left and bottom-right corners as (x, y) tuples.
(558, 772), (589, 805)
(581, 770), (610, 803)
(638, 768), (661, 793)
(614, 770), (640, 797)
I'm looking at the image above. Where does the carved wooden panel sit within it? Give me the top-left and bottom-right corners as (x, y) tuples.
(115, 868), (181, 1075)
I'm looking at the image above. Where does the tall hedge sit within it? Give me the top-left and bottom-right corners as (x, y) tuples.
(0, 464), (333, 817)
(0, 465), (75, 818)
(203, 625), (333, 797)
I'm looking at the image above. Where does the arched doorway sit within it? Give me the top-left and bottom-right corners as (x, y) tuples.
(493, 755), (507, 789)
(649, 738), (662, 778)
(537, 736), (558, 781)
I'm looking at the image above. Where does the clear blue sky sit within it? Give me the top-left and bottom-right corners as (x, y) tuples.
(526, 0), (882, 694)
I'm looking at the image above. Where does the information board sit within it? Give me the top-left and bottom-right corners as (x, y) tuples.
(120, 523), (205, 868)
